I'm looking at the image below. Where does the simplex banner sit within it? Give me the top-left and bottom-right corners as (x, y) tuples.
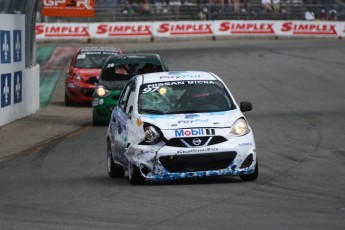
(36, 20), (345, 39)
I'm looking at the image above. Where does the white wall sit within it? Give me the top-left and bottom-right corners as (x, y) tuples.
(0, 14), (40, 127)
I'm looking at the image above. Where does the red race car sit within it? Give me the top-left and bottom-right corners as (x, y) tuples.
(65, 47), (122, 106)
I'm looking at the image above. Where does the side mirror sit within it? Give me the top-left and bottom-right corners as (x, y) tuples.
(240, 101), (252, 112)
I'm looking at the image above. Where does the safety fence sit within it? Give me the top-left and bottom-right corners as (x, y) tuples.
(38, 1), (345, 23)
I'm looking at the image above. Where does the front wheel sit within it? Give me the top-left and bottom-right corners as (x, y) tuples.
(240, 161), (258, 182)
(128, 163), (145, 185)
(107, 141), (125, 178)
(93, 114), (103, 126)
(65, 93), (73, 106)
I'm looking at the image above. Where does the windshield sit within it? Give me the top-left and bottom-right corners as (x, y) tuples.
(138, 80), (235, 114)
(99, 57), (164, 90)
(74, 51), (118, 68)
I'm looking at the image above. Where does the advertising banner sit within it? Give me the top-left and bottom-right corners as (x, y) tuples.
(214, 20), (277, 36)
(36, 23), (90, 39)
(42, 0), (95, 17)
(89, 22), (153, 38)
(277, 21), (339, 36)
(36, 21), (345, 40)
(153, 21), (214, 37)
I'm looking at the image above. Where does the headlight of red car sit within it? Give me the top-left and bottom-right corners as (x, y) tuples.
(73, 74), (82, 81)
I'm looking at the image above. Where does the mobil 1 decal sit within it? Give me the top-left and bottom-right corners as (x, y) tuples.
(175, 128), (215, 137)
(1, 30), (11, 64)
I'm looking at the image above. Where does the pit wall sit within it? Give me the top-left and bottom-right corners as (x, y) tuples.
(0, 14), (40, 127)
(36, 20), (345, 41)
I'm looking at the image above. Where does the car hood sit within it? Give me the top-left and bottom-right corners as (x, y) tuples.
(75, 68), (101, 78)
(140, 110), (243, 129)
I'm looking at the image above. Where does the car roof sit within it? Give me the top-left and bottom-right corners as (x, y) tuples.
(140, 71), (219, 84)
(78, 47), (122, 53)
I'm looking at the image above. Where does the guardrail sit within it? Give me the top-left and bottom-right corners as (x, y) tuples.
(38, 1), (345, 22)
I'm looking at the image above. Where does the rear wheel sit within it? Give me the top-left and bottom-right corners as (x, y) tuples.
(240, 161), (259, 182)
(107, 141), (125, 178)
(65, 93), (73, 106)
(128, 163), (145, 185)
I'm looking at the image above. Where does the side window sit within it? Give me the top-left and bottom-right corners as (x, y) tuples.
(125, 82), (136, 115)
(118, 81), (133, 109)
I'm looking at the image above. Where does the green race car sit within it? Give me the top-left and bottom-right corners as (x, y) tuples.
(92, 53), (168, 126)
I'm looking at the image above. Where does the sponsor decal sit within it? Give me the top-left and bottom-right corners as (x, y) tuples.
(159, 74), (201, 80)
(96, 24), (152, 36)
(80, 47), (119, 53)
(175, 128), (215, 137)
(78, 51), (118, 56)
(178, 118), (208, 124)
(239, 142), (253, 147)
(185, 114), (199, 119)
(219, 22), (275, 34)
(281, 22), (337, 35)
(158, 22), (213, 35)
(36, 24), (90, 37)
(177, 147), (219, 154)
(42, 0), (95, 17)
(144, 80), (214, 91)
(187, 80), (215, 85)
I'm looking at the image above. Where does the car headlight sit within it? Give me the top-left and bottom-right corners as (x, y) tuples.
(230, 118), (250, 136)
(143, 124), (162, 144)
(95, 85), (110, 97)
(73, 74), (82, 81)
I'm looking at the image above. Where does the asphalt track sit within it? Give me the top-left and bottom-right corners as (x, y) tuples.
(0, 39), (345, 229)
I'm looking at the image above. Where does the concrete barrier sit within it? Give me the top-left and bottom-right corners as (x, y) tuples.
(0, 14), (40, 127)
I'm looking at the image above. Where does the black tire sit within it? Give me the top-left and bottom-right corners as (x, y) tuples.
(65, 93), (73, 106)
(240, 160), (259, 182)
(107, 141), (125, 178)
(129, 163), (145, 185)
(93, 114), (102, 126)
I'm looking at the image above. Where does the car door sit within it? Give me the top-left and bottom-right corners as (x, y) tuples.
(112, 80), (136, 166)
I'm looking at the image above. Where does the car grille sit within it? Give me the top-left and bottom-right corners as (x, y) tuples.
(159, 151), (237, 173)
(166, 136), (227, 148)
(81, 88), (95, 97)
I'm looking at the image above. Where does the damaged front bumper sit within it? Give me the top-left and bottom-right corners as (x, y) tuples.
(126, 135), (257, 182)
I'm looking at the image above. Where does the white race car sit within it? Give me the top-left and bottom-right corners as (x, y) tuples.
(107, 71), (258, 184)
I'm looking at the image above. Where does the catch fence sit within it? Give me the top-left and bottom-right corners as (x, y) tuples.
(39, 0), (345, 23)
